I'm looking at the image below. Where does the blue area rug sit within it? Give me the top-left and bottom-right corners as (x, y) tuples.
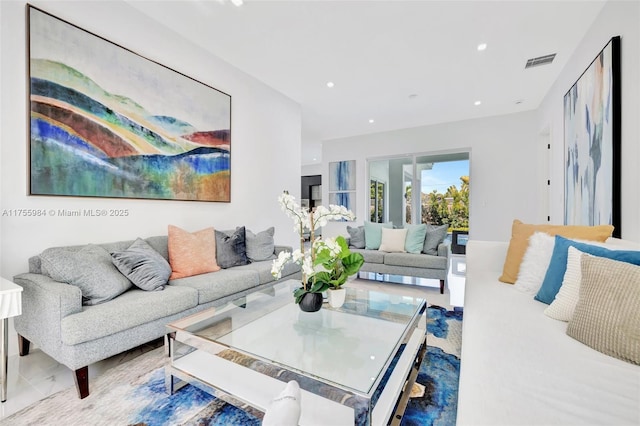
(4, 305), (462, 426)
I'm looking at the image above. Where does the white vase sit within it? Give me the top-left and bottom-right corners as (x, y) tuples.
(327, 288), (346, 308)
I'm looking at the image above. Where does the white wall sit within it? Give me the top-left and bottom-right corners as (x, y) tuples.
(537, 0), (640, 242)
(321, 111), (541, 242)
(301, 163), (322, 177)
(0, 0), (302, 282)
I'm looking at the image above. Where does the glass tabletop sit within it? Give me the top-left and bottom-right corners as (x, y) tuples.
(169, 279), (426, 395)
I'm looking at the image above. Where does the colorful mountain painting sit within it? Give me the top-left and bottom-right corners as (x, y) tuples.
(29, 46), (231, 201)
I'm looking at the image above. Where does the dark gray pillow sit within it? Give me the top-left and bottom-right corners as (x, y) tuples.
(423, 224), (448, 255)
(216, 227), (251, 269)
(347, 225), (365, 249)
(246, 227), (276, 261)
(111, 238), (171, 291)
(40, 244), (132, 305)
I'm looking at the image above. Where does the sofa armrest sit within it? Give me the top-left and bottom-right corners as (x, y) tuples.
(13, 273), (83, 324)
(274, 245), (293, 255)
(437, 241), (450, 258)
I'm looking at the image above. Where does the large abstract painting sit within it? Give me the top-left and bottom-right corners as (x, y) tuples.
(28, 6), (231, 202)
(564, 36), (620, 237)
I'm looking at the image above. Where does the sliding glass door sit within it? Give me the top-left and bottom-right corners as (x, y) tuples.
(368, 152), (469, 229)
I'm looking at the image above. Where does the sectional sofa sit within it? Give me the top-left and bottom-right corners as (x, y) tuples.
(13, 230), (300, 399)
(457, 237), (640, 424)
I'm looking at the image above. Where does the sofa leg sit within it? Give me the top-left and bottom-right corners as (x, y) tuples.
(439, 279), (445, 294)
(74, 367), (89, 399)
(18, 335), (30, 356)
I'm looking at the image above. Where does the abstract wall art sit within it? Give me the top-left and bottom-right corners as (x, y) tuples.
(329, 160), (356, 191)
(28, 6), (232, 202)
(563, 36), (620, 237)
(329, 192), (355, 213)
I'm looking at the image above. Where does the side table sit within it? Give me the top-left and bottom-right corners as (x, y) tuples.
(0, 277), (22, 402)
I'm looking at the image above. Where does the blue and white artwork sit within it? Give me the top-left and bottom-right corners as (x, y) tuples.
(329, 160), (356, 191)
(564, 37), (620, 235)
(329, 192), (355, 213)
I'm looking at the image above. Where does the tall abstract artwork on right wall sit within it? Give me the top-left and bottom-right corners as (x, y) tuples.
(564, 36), (621, 238)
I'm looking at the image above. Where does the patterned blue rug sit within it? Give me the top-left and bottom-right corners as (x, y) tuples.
(5, 306), (462, 426)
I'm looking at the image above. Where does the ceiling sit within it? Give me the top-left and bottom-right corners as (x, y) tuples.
(127, 0), (607, 165)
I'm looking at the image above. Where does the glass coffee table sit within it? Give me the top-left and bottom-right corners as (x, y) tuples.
(165, 279), (427, 426)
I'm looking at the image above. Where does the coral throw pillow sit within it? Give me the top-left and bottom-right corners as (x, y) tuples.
(168, 225), (220, 279)
(499, 220), (613, 284)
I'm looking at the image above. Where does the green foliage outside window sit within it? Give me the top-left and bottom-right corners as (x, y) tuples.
(407, 176), (469, 230)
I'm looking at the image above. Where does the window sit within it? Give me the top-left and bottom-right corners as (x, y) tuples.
(368, 152), (469, 229)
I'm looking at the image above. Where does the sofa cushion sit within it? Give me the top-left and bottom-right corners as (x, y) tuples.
(405, 224), (427, 254)
(499, 219), (614, 284)
(60, 285), (198, 345)
(234, 260), (300, 285)
(170, 269), (260, 304)
(111, 238), (171, 291)
(423, 224), (448, 255)
(566, 255), (640, 365)
(168, 225), (221, 279)
(535, 235), (640, 304)
(246, 227), (277, 261)
(144, 235), (169, 261)
(379, 228), (407, 253)
(216, 227), (251, 269)
(350, 248), (385, 264)
(41, 244), (132, 306)
(384, 252), (447, 269)
(347, 225), (365, 249)
(364, 222), (393, 250)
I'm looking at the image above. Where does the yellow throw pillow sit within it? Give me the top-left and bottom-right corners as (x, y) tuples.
(499, 219), (614, 284)
(168, 225), (221, 280)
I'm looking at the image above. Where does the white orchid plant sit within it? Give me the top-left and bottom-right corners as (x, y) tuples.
(271, 191), (364, 304)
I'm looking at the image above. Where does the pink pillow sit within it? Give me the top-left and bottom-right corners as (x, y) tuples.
(168, 225), (220, 279)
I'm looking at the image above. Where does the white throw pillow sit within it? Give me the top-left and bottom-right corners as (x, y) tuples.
(262, 380), (301, 426)
(378, 228), (408, 253)
(513, 232), (555, 295)
(544, 246), (583, 321)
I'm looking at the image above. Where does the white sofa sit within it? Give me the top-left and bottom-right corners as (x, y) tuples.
(457, 240), (640, 425)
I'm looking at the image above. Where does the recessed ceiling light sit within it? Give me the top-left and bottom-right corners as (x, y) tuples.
(477, 43), (487, 51)
(474, 100), (482, 106)
(326, 81), (335, 88)
(313, 158), (317, 161)
(229, 0), (243, 6)
(369, 119), (375, 123)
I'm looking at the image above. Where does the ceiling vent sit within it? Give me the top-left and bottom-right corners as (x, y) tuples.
(525, 53), (556, 69)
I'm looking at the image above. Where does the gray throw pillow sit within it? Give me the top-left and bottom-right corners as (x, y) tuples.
(40, 244), (132, 305)
(246, 227), (276, 261)
(347, 225), (365, 249)
(111, 238), (171, 291)
(216, 227), (251, 269)
(423, 224), (448, 255)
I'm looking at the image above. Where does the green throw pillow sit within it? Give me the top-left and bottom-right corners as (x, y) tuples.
(364, 222), (393, 250)
(405, 224), (428, 253)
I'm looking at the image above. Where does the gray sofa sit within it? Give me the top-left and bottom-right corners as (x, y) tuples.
(351, 242), (450, 293)
(13, 234), (300, 399)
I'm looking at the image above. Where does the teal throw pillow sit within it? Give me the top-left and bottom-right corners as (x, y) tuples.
(423, 224), (448, 255)
(405, 224), (427, 254)
(535, 235), (640, 305)
(364, 222), (393, 250)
